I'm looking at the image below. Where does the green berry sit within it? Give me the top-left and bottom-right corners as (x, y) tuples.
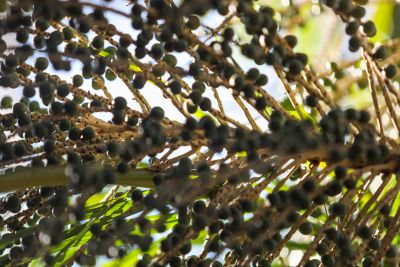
(92, 35), (104, 49)
(23, 85), (36, 98)
(72, 75), (84, 87)
(363, 21), (377, 37)
(114, 97), (127, 110)
(384, 64), (397, 79)
(186, 15), (200, 30)
(82, 126), (95, 140)
(149, 107), (164, 121)
(35, 57), (49, 71)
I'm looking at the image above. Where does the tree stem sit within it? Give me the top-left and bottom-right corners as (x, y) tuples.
(0, 167), (154, 193)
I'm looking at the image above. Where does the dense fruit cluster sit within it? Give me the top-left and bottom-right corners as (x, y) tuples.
(322, 0), (397, 78)
(0, 0), (398, 266)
